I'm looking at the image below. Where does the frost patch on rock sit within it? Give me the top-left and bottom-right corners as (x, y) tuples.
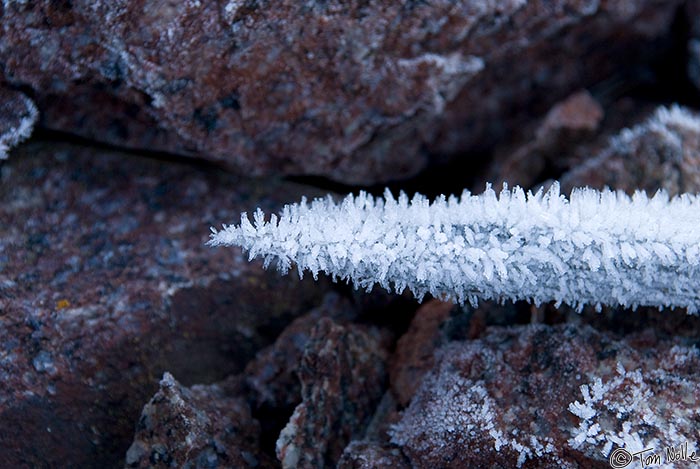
(389, 324), (700, 468)
(0, 89), (38, 159)
(569, 354), (700, 467)
(397, 53), (484, 113)
(561, 104), (700, 196)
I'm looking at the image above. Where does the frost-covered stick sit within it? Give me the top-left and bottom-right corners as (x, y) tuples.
(208, 183), (700, 313)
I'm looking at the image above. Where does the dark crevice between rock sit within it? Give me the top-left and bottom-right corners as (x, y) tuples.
(251, 400), (298, 462)
(285, 147), (494, 201)
(247, 283), (420, 463)
(618, 4), (700, 108)
(28, 127), (230, 173)
(532, 4), (700, 187)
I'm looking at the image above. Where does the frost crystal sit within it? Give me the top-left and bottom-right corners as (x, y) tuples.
(568, 357), (700, 467)
(0, 91), (38, 159)
(208, 183), (700, 312)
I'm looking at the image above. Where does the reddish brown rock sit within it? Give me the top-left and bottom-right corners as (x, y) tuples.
(125, 372), (275, 468)
(334, 389), (408, 468)
(389, 299), (541, 410)
(389, 299), (455, 407)
(537, 90), (605, 140)
(482, 89), (605, 189)
(243, 292), (359, 457)
(391, 324), (700, 468)
(276, 317), (389, 468)
(0, 1), (683, 184)
(245, 293), (357, 412)
(0, 141), (329, 467)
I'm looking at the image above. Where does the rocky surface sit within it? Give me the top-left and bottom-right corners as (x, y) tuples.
(484, 90), (605, 189)
(2, 1), (700, 467)
(389, 299), (455, 407)
(244, 293), (361, 456)
(276, 317), (390, 468)
(0, 0), (685, 184)
(559, 105), (700, 195)
(123, 294), (402, 469)
(244, 293), (357, 414)
(125, 372), (275, 468)
(478, 99), (700, 198)
(337, 441), (410, 469)
(0, 141), (329, 467)
(391, 323), (700, 468)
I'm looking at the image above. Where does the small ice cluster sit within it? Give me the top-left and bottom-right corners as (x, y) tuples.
(208, 183), (700, 312)
(0, 92), (37, 159)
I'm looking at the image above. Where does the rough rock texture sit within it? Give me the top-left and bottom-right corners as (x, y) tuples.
(485, 90), (605, 189)
(390, 299), (553, 411)
(125, 372), (275, 468)
(243, 292), (361, 456)
(2, 3), (700, 467)
(481, 101), (700, 196)
(276, 317), (390, 468)
(337, 441), (409, 469)
(688, 1), (700, 91)
(245, 293), (357, 413)
(0, 1), (684, 184)
(389, 299), (455, 407)
(0, 142), (329, 467)
(559, 105), (700, 195)
(390, 323), (700, 468)
(0, 88), (37, 159)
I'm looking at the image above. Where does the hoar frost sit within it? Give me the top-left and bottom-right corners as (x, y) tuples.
(208, 183), (700, 313)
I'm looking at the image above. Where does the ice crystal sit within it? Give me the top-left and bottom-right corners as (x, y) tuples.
(568, 356), (700, 467)
(208, 183), (700, 312)
(0, 91), (37, 159)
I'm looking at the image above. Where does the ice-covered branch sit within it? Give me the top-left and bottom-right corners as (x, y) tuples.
(208, 183), (700, 313)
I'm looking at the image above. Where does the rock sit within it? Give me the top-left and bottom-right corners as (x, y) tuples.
(0, 88), (37, 159)
(389, 299), (455, 406)
(125, 372), (275, 468)
(337, 441), (409, 469)
(559, 105), (700, 195)
(244, 292), (358, 456)
(245, 293), (357, 412)
(0, 1), (683, 184)
(536, 90), (605, 141)
(276, 317), (389, 468)
(389, 298), (550, 408)
(334, 389), (407, 468)
(390, 323), (700, 468)
(485, 90), (604, 188)
(0, 141), (329, 467)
